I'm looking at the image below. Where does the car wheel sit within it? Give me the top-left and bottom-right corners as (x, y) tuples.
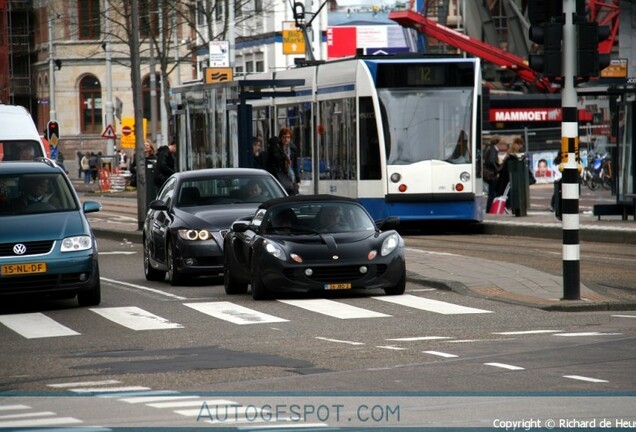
(78, 262), (101, 306)
(224, 255), (248, 295)
(250, 262), (269, 300)
(384, 272), (406, 296)
(167, 238), (186, 286)
(144, 236), (166, 281)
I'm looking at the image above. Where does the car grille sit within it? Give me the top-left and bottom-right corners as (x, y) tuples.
(284, 264), (387, 283)
(0, 241), (54, 257)
(0, 273), (89, 294)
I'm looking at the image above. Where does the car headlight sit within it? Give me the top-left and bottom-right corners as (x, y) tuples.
(178, 229), (212, 241)
(264, 240), (286, 261)
(61, 236), (92, 252)
(381, 233), (400, 256)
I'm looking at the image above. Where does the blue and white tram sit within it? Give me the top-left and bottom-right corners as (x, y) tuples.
(243, 56), (484, 222)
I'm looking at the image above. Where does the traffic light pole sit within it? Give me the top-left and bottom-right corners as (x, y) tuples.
(560, 0), (580, 300)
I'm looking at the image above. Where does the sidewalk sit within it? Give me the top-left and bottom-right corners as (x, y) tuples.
(77, 180), (636, 312)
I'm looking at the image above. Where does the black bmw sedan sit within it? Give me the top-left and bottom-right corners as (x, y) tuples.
(223, 195), (406, 300)
(143, 168), (287, 285)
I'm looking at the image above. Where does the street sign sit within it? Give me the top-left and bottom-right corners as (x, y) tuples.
(101, 124), (116, 139)
(204, 67), (233, 84)
(209, 41), (230, 67)
(122, 125), (132, 136)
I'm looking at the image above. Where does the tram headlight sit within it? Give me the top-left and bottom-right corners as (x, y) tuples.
(390, 173), (401, 183)
(460, 171), (471, 182)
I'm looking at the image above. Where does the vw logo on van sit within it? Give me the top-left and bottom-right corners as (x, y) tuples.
(13, 244), (27, 255)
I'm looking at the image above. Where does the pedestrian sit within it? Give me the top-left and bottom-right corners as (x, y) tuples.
(76, 151), (83, 179)
(81, 152), (91, 184)
(252, 134), (265, 169)
(483, 138), (500, 212)
(116, 148), (129, 171)
(130, 139), (156, 188)
(265, 128), (300, 195)
(495, 141), (523, 209)
(154, 139), (176, 190)
(89, 152), (99, 183)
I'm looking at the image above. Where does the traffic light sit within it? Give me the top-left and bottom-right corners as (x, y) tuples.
(46, 120), (59, 144)
(527, 1), (564, 78)
(577, 21), (611, 78)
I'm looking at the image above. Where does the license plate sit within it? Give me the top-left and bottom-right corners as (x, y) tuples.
(324, 283), (352, 290)
(1, 262), (47, 276)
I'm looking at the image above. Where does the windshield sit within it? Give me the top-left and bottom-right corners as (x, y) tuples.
(0, 141), (46, 162)
(264, 202), (376, 234)
(379, 88), (473, 165)
(0, 173), (77, 215)
(177, 174), (286, 207)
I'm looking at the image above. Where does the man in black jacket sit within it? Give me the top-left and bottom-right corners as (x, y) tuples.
(154, 140), (176, 189)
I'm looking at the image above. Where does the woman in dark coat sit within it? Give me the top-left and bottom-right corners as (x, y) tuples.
(265, 128), (300, 195)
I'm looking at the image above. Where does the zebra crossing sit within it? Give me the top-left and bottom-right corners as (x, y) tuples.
(0, 403), (100, 430)
(0, 294), (492, 340)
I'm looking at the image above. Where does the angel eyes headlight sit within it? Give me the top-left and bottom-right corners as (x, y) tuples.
(381, 233), (400, 256)
(178, 229), (212, 241)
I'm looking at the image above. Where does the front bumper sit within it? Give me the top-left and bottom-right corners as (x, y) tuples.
(174, 239), (224, 276)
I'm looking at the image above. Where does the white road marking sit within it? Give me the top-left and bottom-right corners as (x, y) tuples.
(493, 330), (562, 335)
(563, 375), (608, 383)
(387, 336), (453, 341)
(91, 307), (183, 330)
(69, 386), (151, 394)
(48, 380), (121, 388)
(146, 399), (237, 409)
(101, 277), (188, 300)
(554, 332), (622, 337)
(0, 405), (30, 411)
(423, 351), (458, 358)
(484, 362), (525, 371)
(99, 251), (136, 255)
(315, 336), (364, 345)
(279, 299), (390, 319)
(376, 345), (407, 350)
(375, 294), (492, 315)
(120, 395), (199, 404)
(0, 417), (83, 428)
(184, 302), (288, 325)
(405, 248), (459, 257)
(612, 315), (636, 319)
(0, 313), (79, 339)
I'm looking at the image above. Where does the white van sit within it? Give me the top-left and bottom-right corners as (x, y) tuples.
(0, 104), (50, 161)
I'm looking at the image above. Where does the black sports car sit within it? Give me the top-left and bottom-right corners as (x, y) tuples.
(143, 168), (287, 285)
(223, 194), (406, 300)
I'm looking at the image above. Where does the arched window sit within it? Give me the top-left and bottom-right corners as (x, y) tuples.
(79, 75), (102, 134)
(142, 73), (162, 135)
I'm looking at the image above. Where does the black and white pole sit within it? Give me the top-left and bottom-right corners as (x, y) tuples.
(560, 0), (580, 300)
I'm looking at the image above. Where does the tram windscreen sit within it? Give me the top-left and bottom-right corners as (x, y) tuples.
(379, 88), (474, 165)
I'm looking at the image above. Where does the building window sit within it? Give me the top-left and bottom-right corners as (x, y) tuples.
(140, 0), (158, 38)
(256, 61), (264, 72)
(79, 75), (102, 134)
(78, 0), (101, 40)
(246, 61), (254, 73)
(254, 0), (263, 13)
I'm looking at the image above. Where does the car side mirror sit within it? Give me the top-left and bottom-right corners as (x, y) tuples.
(149, 199), (168, 211)
(232, 222), (250, 233)
(83, 201), (102, 214)
(376, 216), (400, 231)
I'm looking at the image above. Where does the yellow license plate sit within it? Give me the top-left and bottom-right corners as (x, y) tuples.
(1, 262), (47, 276)
(324, 283), (352, 290)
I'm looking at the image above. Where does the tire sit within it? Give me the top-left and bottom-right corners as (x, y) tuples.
(250, 262), (269, 300)
(224, 255), (248, 295)
(167, 238), (186, 286)
(384, 271), (406, 296)
(78, 262), (101, 306)
(144, 236), (166, 281)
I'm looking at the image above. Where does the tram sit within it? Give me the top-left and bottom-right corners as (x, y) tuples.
(234, 56), (484, 222)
